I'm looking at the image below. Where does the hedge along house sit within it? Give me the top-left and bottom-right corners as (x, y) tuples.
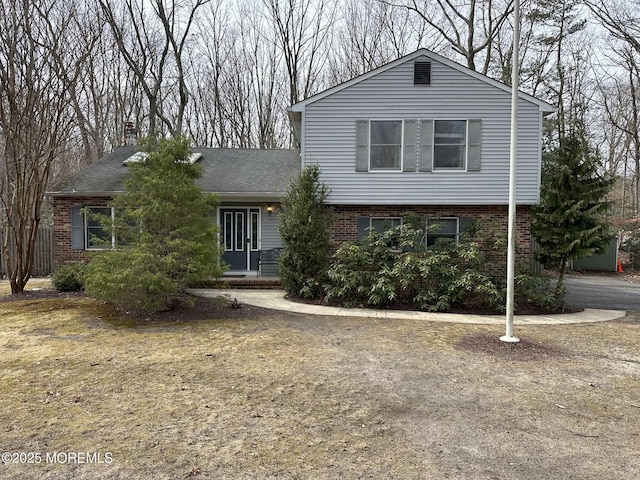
(289, 49), (555, 253)
(49, 48), (554, 275)
(48, 146), (300, 275)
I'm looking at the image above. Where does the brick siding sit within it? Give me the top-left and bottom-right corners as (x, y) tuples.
(53, 197), (533, 270)
(52, 196), (113, 268)
(330, 204), (532, 255)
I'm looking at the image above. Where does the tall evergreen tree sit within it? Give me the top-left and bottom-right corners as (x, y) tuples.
(84, 137), (224, 311)
(532, 133), (615, 294)
(277, 164), (334, 298)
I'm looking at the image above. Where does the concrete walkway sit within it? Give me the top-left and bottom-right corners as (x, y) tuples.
(188, 288), (626, 325)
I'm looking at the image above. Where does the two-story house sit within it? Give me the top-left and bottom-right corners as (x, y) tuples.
(48, 49), (555, 275)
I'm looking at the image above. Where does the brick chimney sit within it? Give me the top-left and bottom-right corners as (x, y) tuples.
(123, 121), (138, 146)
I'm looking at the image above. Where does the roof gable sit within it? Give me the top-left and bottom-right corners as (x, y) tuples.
(290, 48), (556, 113)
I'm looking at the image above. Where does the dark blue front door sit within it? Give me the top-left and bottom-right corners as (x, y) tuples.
(220, 208), (260, 271)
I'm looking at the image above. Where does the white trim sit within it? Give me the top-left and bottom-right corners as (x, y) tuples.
(432, 119), (468, 172)
(219, 205), (263, 272)
(368, 119), (404, 172)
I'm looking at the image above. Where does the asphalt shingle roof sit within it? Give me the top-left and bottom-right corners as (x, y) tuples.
(49, 147), (301, 199)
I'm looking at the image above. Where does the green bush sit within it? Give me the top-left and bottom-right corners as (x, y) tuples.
(52, 262), (86, 292)
(325, 224), (502, 312)
(278, 165), (334, 298)
(514, 273), (566, 311)
(325, 221), (561, 313)
(83, 137), (225, 312)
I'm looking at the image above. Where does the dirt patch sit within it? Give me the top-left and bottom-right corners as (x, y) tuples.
(457, 332), (572, 361)
(0, 283), (639, 479)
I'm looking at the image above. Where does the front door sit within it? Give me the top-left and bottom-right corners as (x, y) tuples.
(220, 208), (260, 271)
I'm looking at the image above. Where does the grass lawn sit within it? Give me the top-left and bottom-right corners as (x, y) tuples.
(0, 279), (639, 479)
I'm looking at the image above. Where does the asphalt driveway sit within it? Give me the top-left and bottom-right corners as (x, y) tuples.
(564, 274), (640, 310)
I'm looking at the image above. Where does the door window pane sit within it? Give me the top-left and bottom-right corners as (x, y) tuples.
(224, 212), (233, 251)
(235, 212), (245, 251)
(250, 212), (259, 251)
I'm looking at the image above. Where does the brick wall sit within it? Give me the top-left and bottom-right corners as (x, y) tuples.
(52, 196), (113, 268)
(330, 204), (532, 255)
(53, 197), (533, 270)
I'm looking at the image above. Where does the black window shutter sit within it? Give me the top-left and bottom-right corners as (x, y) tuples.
(357, 217), (370, 242)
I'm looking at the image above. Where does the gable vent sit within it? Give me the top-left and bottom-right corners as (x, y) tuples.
(414, 61), (431, 85)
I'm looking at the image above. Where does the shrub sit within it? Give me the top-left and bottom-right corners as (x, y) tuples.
(52, 262), (86, 292)
(325, 224), (502, 312)
(84, 137), (224, 312)
(278, 165), (334, 298)
(325, 221), (562, 313)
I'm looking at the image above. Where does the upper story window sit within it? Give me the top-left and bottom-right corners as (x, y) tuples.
(433, 120), (467, 170)
(356, 118), (480, 173)
(370, 120), (403, 171)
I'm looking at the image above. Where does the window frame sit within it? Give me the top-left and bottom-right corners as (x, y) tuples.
(84, 206), (115, 251)
(432, 119), (468, 172)
(368, 119), (404, 172)
(368, 216), (403, 234)
(426, 217), (460, 246)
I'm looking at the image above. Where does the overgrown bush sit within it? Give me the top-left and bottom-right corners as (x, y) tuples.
(325, 222), (563, 313)
(325, 224), (502, 312)
(52, 262), (87, 292)
(278, 164), (334, 298)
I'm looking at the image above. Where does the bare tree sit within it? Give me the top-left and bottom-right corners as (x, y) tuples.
(261, 0), (337, 106)
(98, 0), (209, 138)
(585, 0), (640, 216)
(328, 0), (430, 84)
(0, 0), (75, 293)
(387, 0), (515, 74)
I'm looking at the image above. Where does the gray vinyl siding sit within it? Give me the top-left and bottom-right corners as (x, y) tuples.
(300, 55), (544, 205)
(260, 208), (282, 250)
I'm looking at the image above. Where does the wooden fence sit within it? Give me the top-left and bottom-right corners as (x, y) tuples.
(0, 227), (53, 278)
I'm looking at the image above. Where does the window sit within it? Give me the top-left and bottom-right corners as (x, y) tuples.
(250, 211), (259, 251)
(235, 212), (245, 251)
(224, 212), (233, 251)
(433, 120), (467, 170)
(426, 218), (459, 246)
(370, 120), (403, 170)
(370, 217), (403, 234)
(85, 207), (115, 250)
(358, 217), (403, 248)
